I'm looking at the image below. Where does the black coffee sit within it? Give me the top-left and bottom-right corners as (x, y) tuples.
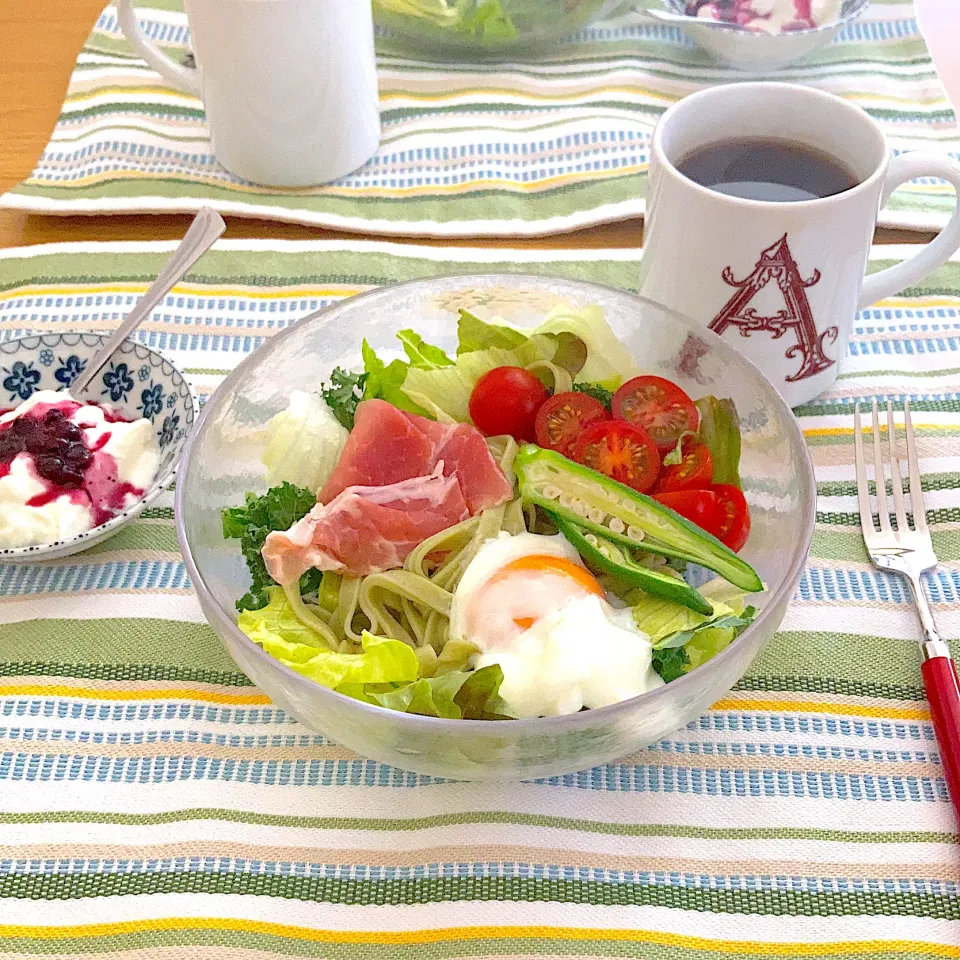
(676, 137), (859, 202)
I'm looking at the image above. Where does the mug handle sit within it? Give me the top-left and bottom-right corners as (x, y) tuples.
(116, 0), (202, 97)
(859, 151), (960, 310)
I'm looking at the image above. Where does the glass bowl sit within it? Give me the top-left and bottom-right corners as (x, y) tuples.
(176, 275), (815, 781)
(372, 0), (626, 56)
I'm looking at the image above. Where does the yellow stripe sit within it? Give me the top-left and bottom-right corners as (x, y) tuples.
(0, 685), (270, 706)
(875, 297), (960, 308)
(712, 697), (930, 721)
(804, 424), (948, 437)
(0, 283), (365, 303)
(64, 86), (200, 106)
(0, 687), (927, 719)
(1, 919), (956, 956)
(27, 160), (643, 196)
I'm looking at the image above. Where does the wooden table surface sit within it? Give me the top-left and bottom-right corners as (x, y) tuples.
(0, 0), (956, 252)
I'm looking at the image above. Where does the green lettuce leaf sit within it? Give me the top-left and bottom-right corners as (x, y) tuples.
(319, 367), (367, 430)
(238, 588), (511, 719)
(240, 588), (420, 687)
(532, 305), (639, 388)
(397, 329), (454, 369)
(361, 340), (428, 416)
(402, 335), (556, 423)
(222, 483), (320, 611)
(633, 578), (758, 682)
(661, 430), (697, 467)
(651, 646), (688, 683)
(457, 309), (529, 354)
(366, 664), (510, 720)
(695, 396), (742, 488)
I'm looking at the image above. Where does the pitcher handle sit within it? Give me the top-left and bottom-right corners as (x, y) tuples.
(116, 0), (202, 97)
(858, 151), (960, 310)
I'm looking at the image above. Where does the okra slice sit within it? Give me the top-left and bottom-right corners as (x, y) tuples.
(515, 445), (762, 592)
(557, 519), (714, 615)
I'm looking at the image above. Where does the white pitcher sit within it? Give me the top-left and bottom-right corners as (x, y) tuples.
(116, 0), (381, 187)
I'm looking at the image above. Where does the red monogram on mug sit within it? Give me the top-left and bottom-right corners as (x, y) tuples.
(708, 235), (838, 383)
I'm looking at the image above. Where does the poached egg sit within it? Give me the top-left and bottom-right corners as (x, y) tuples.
(450, 532), (664, 718)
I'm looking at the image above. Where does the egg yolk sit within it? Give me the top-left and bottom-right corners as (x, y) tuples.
(487, 554), (604, 633)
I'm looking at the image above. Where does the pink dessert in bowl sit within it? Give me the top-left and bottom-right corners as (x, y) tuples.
(684, 0), (842, 32)
(0, 391), (159, 549)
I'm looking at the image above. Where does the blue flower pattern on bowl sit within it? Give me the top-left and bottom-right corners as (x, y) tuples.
(140, 382), (165, 420)
(54, 354), (86, 388)
(0, 331), (198, 561)
(3, 360), (42, 401)
(159, 413), (180, 448)
(102, 362), (134, 403)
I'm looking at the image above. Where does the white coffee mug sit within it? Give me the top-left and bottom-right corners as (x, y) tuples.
(117, 0), (381, 188)
(637, 82), (960, 408)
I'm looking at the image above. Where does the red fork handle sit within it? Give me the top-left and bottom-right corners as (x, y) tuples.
(921, 648), (960, 817)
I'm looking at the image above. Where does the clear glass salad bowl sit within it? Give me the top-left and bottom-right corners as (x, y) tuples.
(176, 275), (815, 781)
(372, 0), (626, 56)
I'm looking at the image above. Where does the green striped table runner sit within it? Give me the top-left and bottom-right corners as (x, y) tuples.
(0, 238), (958, 958)
(0, 1), (957, 236)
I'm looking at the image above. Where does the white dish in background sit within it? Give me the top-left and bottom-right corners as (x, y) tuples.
(0, 332), (197, 562)
(654, 0), (870, 73)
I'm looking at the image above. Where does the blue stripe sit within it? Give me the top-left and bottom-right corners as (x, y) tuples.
(0, 856), (954, 894)
(0, 727), (937, 765)
(0, 752), (949, 801)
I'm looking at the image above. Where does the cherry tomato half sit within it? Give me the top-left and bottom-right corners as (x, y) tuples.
(572, 420), (661, 493)
(653, 440), (714, 493)
(711, 483), (751, 552)
(652, 489), (722, 534)
(612, 376), (699, 452)
(534, 391), (609, 457)
(469, 366), (548, 443)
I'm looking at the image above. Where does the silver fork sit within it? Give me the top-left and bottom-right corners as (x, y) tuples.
(854, 399), (960, 815)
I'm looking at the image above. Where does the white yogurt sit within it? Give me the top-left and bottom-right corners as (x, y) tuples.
(0, 390), (160, 549)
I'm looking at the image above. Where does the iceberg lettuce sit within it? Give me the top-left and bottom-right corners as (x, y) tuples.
(261, 390), (348, 493)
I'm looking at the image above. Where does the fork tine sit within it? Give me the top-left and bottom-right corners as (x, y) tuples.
(887, 401), (907, 533)
(853, 405), (876, 535)
(904, 398), (928, 533)
(871, 400), (892, 532)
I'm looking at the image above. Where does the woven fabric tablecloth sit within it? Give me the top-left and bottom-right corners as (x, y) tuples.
(0, 1), (957, 236)
(0, 238), (959, 957)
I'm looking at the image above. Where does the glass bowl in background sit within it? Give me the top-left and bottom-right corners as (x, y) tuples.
(176, 275), (816, 781)
(371, 0), (626, 56)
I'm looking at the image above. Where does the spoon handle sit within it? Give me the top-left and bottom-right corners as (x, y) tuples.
(71, 207), (226, 397)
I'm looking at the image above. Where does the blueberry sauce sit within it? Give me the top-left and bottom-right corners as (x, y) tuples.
(0, 400), (145, 528)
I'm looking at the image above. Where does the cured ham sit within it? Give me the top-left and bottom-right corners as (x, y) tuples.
(319, 399), (512, 514)
(263, 466), (469, 584)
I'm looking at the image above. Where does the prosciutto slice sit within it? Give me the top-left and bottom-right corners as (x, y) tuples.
(262, 466), (469, 583)
(318, 399), (512, 514)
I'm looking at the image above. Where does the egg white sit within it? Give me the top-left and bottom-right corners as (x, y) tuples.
(451, 531), (664, 718)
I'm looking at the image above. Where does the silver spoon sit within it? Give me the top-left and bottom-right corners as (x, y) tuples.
(69, 207), (226, 396)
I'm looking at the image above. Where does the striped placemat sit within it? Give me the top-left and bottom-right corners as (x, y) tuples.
(0, 238), (959, 958)
(0, 1), (957, 236)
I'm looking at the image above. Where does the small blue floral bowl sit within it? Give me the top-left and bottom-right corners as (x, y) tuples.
(0, 332), (198, 562)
